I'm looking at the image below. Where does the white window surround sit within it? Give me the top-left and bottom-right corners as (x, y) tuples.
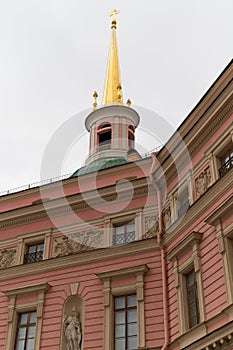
(170, 170), (193, 223)
(96, 264), (148, 350)
(167, 231), (205, 334)
(103, 209), (143, 247)
(16, 229), (52, 265)
(3, 283), (51, 350)
(205, 196), (233, 305)
(204, 127), (233, 184)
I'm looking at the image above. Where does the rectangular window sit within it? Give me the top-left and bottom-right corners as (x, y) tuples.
(114, 295), (137, 350)
(24, 243), (44, 264)
(15, 311), (37, 350)
(186, 270), (200, 328)
(177, 189), (190, 219)
(113, 222), (135, 246)
(219, 148), (233, 177)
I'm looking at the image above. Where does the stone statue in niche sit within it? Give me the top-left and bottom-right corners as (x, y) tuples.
(0, 248), (16, 269)
(63, 307), (82, 350)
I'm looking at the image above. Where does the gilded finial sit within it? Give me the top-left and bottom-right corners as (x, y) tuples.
(93, 91), (98, 108)
(126, 98), (132, 107)
(110, 9), (120, 20)
(110, 10), (120, 29)
(102, 10), (123, 105)
(117, 84), (122, 103)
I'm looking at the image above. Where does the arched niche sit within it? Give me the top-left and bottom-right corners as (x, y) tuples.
(60, 295), (84, 350)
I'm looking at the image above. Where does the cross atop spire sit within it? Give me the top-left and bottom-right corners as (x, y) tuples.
(102, 10), (123, 105)
(109, 9), (120, 19)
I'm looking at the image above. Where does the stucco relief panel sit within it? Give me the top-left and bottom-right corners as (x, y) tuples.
(195, 167), (211, 199)
(0, 248), (16, 269)
(144, 215), (159, 238)
(53, 229), (104, 258)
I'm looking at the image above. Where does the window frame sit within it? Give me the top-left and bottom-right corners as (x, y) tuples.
(96, 264), (148, 350)
(185, 269), (200, 329)
(3, 283), (51, 350)
(113, 221), (136, 246)
(15, 310), (37, 350)
(23, 242), (44, 264)
(114, 294), (137, 350)
(170, 172), (193, 224)
(15, 229), (51, 265)
(205, 197), (233, 304)
(103, 209), (142, 247)
(167, 231), (205, 334)
(204, 127), (233, 183)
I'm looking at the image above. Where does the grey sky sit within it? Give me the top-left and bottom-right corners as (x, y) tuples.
(0, 0), (232, 191)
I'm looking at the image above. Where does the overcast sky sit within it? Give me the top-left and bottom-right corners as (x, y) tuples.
(0, 0), (232, 192)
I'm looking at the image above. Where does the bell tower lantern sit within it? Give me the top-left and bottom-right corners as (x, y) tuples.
(85, 10), (140, 165)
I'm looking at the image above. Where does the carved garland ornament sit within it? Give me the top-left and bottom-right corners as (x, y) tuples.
(145, 215), (159, 238)
(0, 248), (16, 269)
(163, 207), (171, 228)
(53, 229), (104, 258)
(195, 167), (211, 199)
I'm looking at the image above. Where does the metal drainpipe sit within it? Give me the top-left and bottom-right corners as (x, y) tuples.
(149, 152), (169, 350)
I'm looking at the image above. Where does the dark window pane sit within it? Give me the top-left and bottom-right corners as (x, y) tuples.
(115, 338), (125, 350)
(17, 327), (26, 340)
(26, 338), (35, 350)
(128, 336), (137, 349)
(186, 270), (199, 328)
(115, 324), (125, 337)
(128, 323), (137, 336)
(24, 243), (44, 263)
(28, 246), (36, 253)
(19, 313), (28, 325)
(15, 340), (25, 350)
(127, 295), (137, 307)
(28, 326), (36, 338)
(116, 226), (124, 235)
(115, 296), (125, 310)
(113, 222), (135, 246)
(128, 310), (137, 323)
(38, 243), (44, 251)
(126, 222), (135, 233)
(114, 295), (137, 349)
(115, 311), (125, 325)
(15, 312), (37, 350)
(29, 312), (37, 324)
(186, 271), (195, 287)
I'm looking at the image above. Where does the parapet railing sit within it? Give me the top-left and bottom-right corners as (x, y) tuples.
(0, 145), (163, 197)
(0, 173), (72, 197)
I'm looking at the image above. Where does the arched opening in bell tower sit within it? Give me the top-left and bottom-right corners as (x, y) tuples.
(128, 125), (135, 149)
(97, 123), (112, 150)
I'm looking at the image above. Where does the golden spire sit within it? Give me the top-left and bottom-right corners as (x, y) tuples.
(102, 10), (123, 105)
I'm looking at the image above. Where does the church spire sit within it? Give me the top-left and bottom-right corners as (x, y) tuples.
(102, 10), (123, 105)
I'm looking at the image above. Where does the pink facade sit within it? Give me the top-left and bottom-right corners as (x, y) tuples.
(0, 33), (233, 350)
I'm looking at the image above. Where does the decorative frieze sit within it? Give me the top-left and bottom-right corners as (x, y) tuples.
(53, 229), (104, 258)
(0, 248), (16, 269)
(195, 167), (211, 199)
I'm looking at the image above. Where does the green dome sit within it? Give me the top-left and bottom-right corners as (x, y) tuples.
(71, 157), (128, 177)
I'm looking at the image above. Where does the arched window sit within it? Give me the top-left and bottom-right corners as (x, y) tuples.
(128, 125), (135, 149)
(97, 123), (112, 150)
